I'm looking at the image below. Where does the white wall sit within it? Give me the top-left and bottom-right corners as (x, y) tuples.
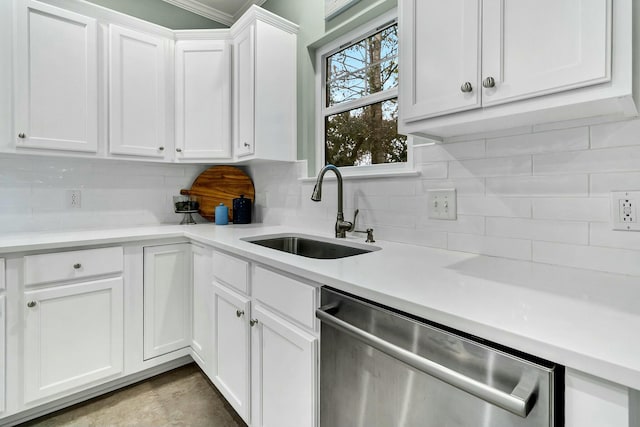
(0, 153), (208, 233)
(248, 118), (640, 277)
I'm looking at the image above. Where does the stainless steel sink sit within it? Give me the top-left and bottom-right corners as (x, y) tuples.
(242, 233), (381, 259)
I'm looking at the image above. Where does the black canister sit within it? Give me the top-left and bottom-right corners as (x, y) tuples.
(233, 194), (252, 224)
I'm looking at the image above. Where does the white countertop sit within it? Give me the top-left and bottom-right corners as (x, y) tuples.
(1, 223), (639, 390)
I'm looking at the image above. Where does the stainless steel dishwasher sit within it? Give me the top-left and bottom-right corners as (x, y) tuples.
(316, 287), (562, 427)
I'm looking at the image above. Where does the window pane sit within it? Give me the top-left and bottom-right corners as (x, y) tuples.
(325, 98), (407, 167)
(326, 25), (399, 107)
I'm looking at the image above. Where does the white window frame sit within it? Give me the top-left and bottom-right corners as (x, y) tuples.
(315, 9), (415, 178)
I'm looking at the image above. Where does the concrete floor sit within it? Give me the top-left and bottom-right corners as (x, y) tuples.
(21, 364), (247, 427)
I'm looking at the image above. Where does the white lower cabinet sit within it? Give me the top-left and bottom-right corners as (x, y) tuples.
(211, 281), (251, 422)
(251, 304), (317, 427)
(210, 250), (319, 427)
(23, 277), (124, 403)
(143, 244), (191, 359)
(191, 244), (213, 371)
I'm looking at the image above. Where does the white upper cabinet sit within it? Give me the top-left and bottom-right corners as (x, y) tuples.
(109, 25), (170, 159)
(8, 2), (297, 163)
(481, 0), (611, 106)
(15, 0), (98, 153)
(400, 0), (481, 120)
(234, 24), (256, 158)
(231, 8), (298, 162)
(399, 0), (636, 139)
(175, 39), (231, 160)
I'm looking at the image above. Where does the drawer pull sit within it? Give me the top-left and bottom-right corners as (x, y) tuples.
(236, 309), (244, 318)
(73, 263), (82, 269)
(250, 319), (259, 327)
(27, 301), (37, 308)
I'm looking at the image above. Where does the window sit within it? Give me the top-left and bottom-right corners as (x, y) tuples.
(319, 15), (407, 171)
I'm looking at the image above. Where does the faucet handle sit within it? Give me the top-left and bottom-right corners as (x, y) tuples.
(349, 209), (359, 232)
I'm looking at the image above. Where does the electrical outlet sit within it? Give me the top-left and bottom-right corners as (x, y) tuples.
(427, 189), (457, 220)
(611, 191), (639, 231)
(67, 189), (82, 209)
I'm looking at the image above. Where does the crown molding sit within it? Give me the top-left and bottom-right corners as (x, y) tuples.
(160, 0), (235, 26)
(233, 0), (267, 22)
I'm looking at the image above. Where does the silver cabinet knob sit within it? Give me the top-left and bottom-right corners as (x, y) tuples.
(460, 82), (473, 93)
(73, 263), (82, 269)
(236, 309), (244, 318)
(243, 143), (250, 148)
(158, 146), (165, 151)
(27, 301), (37, 308)
(176, 148), (182, 153)
(18, 133), (26, 139)
(482, 76), (496, 88)
(250, 319), (258, 327)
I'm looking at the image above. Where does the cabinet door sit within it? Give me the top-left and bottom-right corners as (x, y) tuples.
(233, 24), (255, 158)
(399, 0), (481, 121)
(175, 40), (231, 160)
(481, 0), (611, 106)
(251, 305), (317, 427)
(109, 25), (169, 158)
(143, 244), (190, 359)
(191, 244), (212, 370)
(23, 278), (124, 403)
(15, 0), (98, 152)
(211, 282), (251, 422)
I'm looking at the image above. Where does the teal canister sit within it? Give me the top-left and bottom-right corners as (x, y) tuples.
(215, 203), (229, 225)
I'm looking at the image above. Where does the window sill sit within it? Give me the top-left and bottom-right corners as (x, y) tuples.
(299, 167), (421, 182)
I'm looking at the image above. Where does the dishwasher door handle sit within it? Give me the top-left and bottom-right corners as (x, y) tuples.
(316, 304), (538, 418)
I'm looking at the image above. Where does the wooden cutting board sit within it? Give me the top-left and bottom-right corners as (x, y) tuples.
(180, 166), (254, 222)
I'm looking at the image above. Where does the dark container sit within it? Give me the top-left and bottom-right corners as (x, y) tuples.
(233, 195), (252, 224)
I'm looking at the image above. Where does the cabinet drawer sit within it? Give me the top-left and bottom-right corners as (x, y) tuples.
(24, 247), (123, 286)
(212, 250), (249, 294)
(253, 266), (317, 330)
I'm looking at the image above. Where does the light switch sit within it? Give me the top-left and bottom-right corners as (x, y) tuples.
(428, 189), (457, 220)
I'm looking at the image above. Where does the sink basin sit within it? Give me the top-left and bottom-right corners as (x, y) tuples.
(242, 233), (381, 259)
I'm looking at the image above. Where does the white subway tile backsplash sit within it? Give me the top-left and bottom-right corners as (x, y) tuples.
(419, 162), (448, 179)
(590, 119), (640, 149)
(486, 127), (589, 156)
(416, 140), (485, 162)
(447, 233), (532, 261)
(486, 217), (589, 244)
(534, 146), (640, 175)
(532, 198), (610, 222)
(450, 156), (531, 178)
(457, 197), (532, 218)
(0, 153), (206, 233)
(590, 172), (640, 195)
(589, 222), (640, 251)
(421, 178), (486, 196)
(3, 116), (640, 277)
(533, 241), (640, 276)
(357, 178), (418, 197)
(384, 195), (428, 214)
(372, 225), (448, 249)
(485, 175), (589, 197)
(358, 209), (417, 229)
(417, 215), (485, 234)
(354, 194), (391, 211)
